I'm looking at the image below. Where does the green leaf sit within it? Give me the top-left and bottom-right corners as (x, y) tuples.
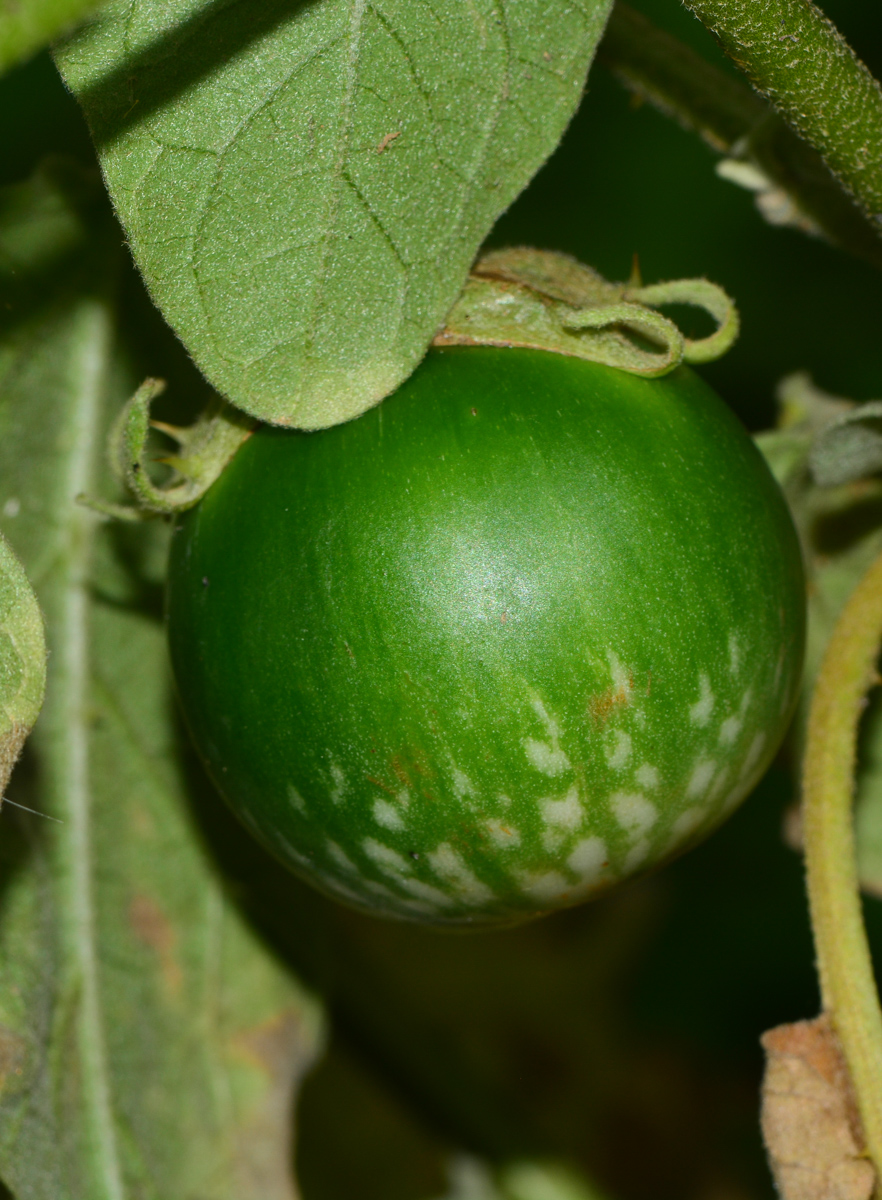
(0, 532), (46, 795)
(754, 374), (882, 900)
(427, 1156), (608, 1200)
(0, 162), (323, 1198)
(436, 249), (738, 375)
(809, 401), (882, 487)
(0, 0), (110, 76)
(54, 0), (614, 429)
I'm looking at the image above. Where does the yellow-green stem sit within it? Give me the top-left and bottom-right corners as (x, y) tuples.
(803, 547), (882, 1175)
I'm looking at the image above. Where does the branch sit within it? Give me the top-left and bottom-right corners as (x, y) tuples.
(803, 547), (882, 1181)
(679, 0), (882, 226)
(598, 4), (882, 269)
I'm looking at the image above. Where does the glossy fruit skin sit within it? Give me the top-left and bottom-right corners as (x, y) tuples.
(167, 347), (805, 927)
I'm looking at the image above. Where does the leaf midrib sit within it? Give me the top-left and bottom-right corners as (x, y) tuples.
(43, 296), (126, 1199)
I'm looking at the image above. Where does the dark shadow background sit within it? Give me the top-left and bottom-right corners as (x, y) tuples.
(2, 2), (882, 1198)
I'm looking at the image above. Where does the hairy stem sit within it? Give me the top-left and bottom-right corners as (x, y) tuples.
(679, 0), (882, 224)
(598, 5), (882, 268)
(803, 547), (882, 1177)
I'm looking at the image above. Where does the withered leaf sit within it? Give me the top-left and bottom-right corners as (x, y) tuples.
(761, 1015), (875, 1200)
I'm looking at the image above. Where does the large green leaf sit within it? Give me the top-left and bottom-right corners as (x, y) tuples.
(55, 0), (613, 429)
(0, 161), (322, 1199)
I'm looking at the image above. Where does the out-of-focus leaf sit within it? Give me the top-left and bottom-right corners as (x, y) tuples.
(0, 532), (46, 794)
(810, 402), (882, 487)
(427, 1156), (608, 1200)
(0, 0), (110, 77)
(0, 161), (323, 1199)
(55, 0), (613, 429)
(755, 374), (882, 898)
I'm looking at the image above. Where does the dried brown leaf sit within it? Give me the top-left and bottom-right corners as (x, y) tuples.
(761, 1015), (876, 1200)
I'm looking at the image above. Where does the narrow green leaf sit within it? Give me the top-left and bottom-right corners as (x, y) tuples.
(55, 0), (613, 429)
(0, 162), (323, 1199)
(0, 532), (46, 795)
(0, 0), (110, 76)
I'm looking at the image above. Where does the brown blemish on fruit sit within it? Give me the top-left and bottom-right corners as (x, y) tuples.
(587, 673), (634, 725)
(129, 893), (182, 998)
(366, 775), (396, 797)
(391, 757), (412, 787)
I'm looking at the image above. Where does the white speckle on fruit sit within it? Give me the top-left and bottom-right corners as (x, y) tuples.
(523, 696), (571, 776)
(427, 843), (494, 904)
(485, 819), (521, 848)
(274, 833), (313, 870)
(524, 738), (571, 776)
(329, 762), (347, 804)
(541, 785), (582, 831)
(543, 829), (565, 853)
(708, 765), (731, 803)
(287, 783), (307, 813)
(452, 767), (476, 799)
(689, 674), (715, 727)
(740, 687), (754, 714)
(624, 838), (651, 872)
(567, 836), (608, 881)
(516, 870), (570, 903)
(399, 877), (454, 906)
(361, 840), (454, 909)
(635, 763), (660, 789)
(773, 649), (784, 692)
(363, 838), (410, 876)
(605, 730), (632, 770)
(671, 806), (705, 841)
(740, 731), (766, 780)
(729, 634), (741, 675)
(611, 791), (658, 837)
(718, 714), (742, 746)
(373, 798), (406, 831)
(329, 877), (380, 907)
(607, 650), (634, 699)
(720, 780), (747, 815)
(498, 793), (513, 809)
(327, 840), (357, 872)
(686, 758), (716, 799)
(362, 878), (399, 899)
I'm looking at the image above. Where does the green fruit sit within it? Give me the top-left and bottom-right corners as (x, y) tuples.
(167, 347), (805, 927)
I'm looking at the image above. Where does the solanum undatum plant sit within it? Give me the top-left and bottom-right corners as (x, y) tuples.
(2, 0), (882, 1197)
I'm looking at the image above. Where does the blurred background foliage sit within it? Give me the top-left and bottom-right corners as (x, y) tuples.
(2, 2), (882, 1198)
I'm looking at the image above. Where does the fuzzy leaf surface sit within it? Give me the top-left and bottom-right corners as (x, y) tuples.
(0, 162), (322, 1199)
(0, 531), (46, 795)
(55, 0), (612, 429)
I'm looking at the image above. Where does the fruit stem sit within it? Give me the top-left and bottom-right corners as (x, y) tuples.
(803, 546), (882, 1175)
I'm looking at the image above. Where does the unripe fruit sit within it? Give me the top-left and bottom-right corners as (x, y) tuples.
(167, 347), (805, 926)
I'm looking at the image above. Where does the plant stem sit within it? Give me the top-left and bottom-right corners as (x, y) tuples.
(598, 5), (882, 269)
(803, 547), (882, 1177)
(679, 0), (882, 225)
